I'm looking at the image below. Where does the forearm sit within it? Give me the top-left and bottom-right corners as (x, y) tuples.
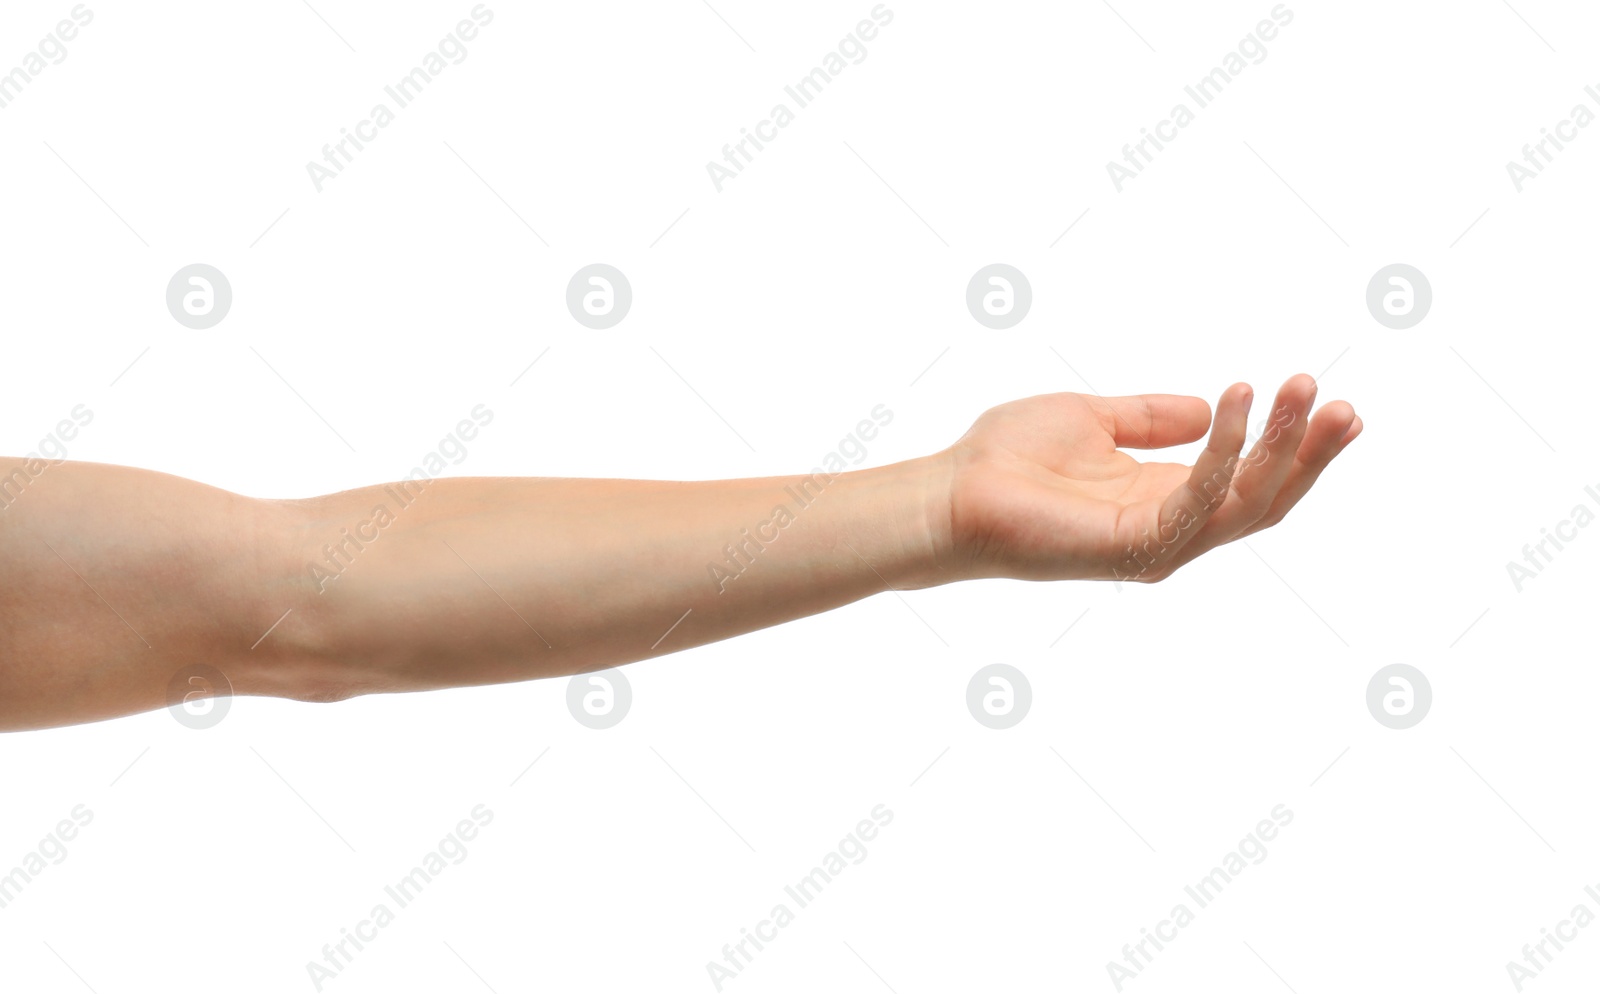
(0, 457), (952, 728)
(281, 459), (952, 698)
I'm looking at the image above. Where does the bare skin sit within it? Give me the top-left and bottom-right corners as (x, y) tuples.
(0, 374), (1359, 732)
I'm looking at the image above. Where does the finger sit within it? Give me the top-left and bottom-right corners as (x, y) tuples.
(1160, 373), (1318, 570)
(1090, 393), (1212, 450)
(1217, 373), (1317, 527)
(1342, 414), (1364, 446)
(1141, 382), (1253, 570)
(1240, 404), (1360, 537)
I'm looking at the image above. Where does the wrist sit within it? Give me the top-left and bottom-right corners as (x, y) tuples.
(859, 452), (958, 591)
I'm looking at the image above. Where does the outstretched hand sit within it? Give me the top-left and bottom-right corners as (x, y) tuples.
(930, 374), (1361, 583)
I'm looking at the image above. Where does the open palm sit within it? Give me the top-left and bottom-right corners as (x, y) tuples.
(933, 374), (1360, 583)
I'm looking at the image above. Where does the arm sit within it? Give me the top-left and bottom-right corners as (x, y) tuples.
(0, 375), (1358, 731)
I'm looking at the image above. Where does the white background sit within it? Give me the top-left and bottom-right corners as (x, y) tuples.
(2, 1), (1597, 991)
